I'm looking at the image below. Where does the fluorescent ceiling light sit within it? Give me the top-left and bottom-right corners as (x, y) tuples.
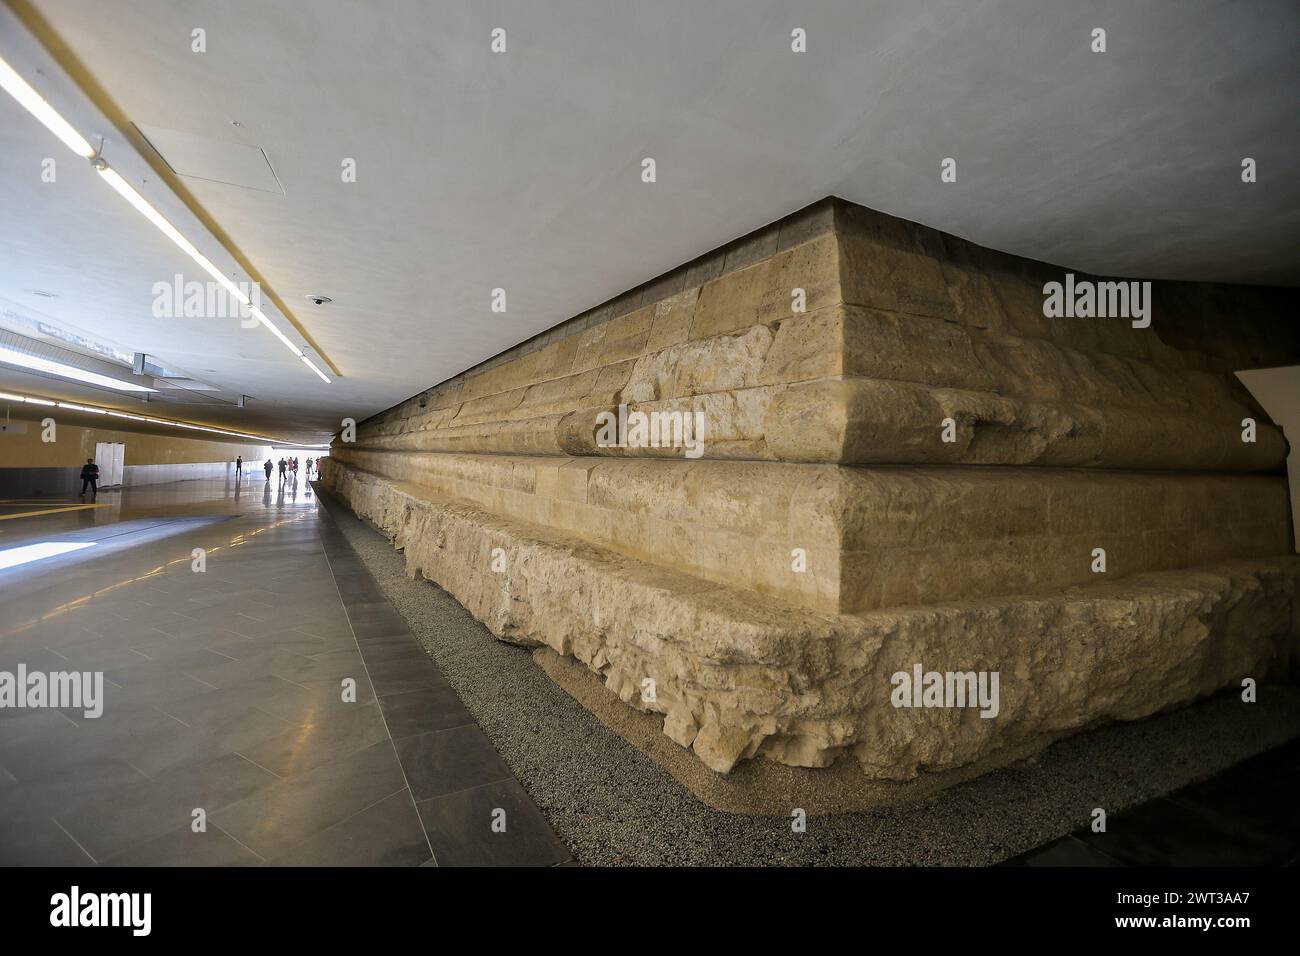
(0, 56), (95, 158)
(0, 54), (327, 383)
(0, 344), (155, 392)
(301, 356), (331, 383)
(96, 164), (326, 376)
(0, 385), (324, 445)
(95, 164), (250, 307)
(247, 305), (301, 355)
(0, 541), (95, 573)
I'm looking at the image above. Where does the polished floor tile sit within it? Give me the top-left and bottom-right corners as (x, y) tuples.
(1004, 739), (1300, 866)
(0, 477), (569, 867)
(416, 779), (572, 867)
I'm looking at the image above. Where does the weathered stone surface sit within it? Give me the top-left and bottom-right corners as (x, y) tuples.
(320, 463), (1299, 780)
(324, 197), (1299, 802)
(328, 447), (1292, 617)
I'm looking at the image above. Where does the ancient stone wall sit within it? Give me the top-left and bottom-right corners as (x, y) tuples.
(322, 198), (1299, 807)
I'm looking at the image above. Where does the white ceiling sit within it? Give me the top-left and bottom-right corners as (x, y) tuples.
(1, 0), (1296, 443)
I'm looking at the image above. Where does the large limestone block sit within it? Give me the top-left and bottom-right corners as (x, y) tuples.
(321, 462), (1299, 789)
(335, 445), (1291, 618)
(324, 197), (1299, 806)
(688, 232), (840, 341)
(343, 200), (1292, 471)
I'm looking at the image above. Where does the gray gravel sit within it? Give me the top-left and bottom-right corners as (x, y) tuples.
(319, 492), (1300, 866)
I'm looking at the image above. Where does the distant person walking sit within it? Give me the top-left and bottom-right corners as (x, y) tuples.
(263, 459), (273, 480)
(236, 455), (243, 480)
(79, 458), (99, 498)
(305, 458), (314, 478)
(278, 458), (287, 484)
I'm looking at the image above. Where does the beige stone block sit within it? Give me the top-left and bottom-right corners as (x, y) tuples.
(836, 230), (951, 319)
(689, 234), (841, 342)
(547, 498), (591, 540)
(450, 387), (527, 425)
(694, 527), (759, 586)
(985, 266), (1052, 340)
(787, 466), (851, 545)
(623, 347), (683, 403)
(689, 260), (768, 341)
(552, 461), (592, 502)
(532, 461), (562, 500)
(643, 518), (698, 576)
(759, 307), (844, 385)
(572, 323), (611, 374)
(586, 459), (695, 518)
(675, 325), (773, 397)
(931, 234), (1012, 332)
(765, 380), (859, 464)
(645, 287), (700, 352)
(521, 369), (600, 412)
(593, 359), (637, 401)
(756, 233), (842, 324)
(838, 380), (968, 466)
(680, 462), (800, 541)
(1052, 481), (1128, 537)
(689, 387), (773, 451)
(751, 538), (839, 610)
(598, 307), (654, 364)
(843, 306), (993, 390)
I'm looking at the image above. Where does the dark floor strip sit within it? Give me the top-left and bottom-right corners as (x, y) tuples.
(315, 497), (572, 867)
(1003, 738), (1300, 866)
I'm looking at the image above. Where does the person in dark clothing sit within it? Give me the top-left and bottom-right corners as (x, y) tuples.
(79, 459), (99, 498)
(278, 458), (287, 484)
(263, 459), (273, 480)
(236, 455), (243, 480)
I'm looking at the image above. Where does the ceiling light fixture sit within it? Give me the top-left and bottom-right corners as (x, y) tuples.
(301, 356), (331, 383)
(0, 343), (156, 392)
(247, 305), (301, 355)
(0, 56), (95, 158)
(0, 54), (328, 383)
(0, 385), (327, 446)
(94, 163), (250, 308)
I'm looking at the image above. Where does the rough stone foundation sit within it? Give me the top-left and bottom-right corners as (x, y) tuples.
(322, 197), (1300, 806)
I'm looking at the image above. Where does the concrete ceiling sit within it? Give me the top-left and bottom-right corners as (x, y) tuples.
(1, 0), (1296, 443)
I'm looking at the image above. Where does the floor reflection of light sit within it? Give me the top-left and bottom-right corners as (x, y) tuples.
(0, 513), (317, 640)
(0, 541), (95, 571)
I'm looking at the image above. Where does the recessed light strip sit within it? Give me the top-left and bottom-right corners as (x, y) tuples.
(95, 164), (250, 308)
(0, 55), (94, 158)
(301, 356), (331, 383)
(0, 387), (326, 446)
(0, 53), (327, 383)
(0, 343), (156, 392)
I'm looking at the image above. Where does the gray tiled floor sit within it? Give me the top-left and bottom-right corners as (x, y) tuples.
(1005, 739), (1300, 866)
(0, 477), (569, 866)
